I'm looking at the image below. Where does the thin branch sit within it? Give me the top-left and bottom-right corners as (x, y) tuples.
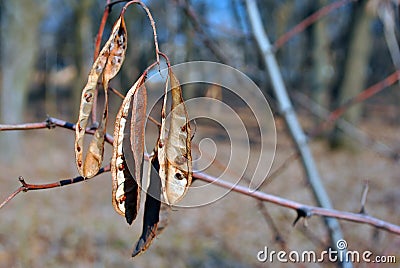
(147, 115), (161, 128)
(0, 166), (109, 209)
(378, 1), (400, 72)
(0, 117), (113, 145)
(108, 86), (162, 127)
(109, 86), (126, 99)
(91, 0), (112, 124)
(0, 187), (24, 210)
(119, 0), (160, 64)
(193, 143), (325, 250)
(175, 0), (231, 64)
(293, 91), (399, 161)
(256, 202), (287, 250)
(94, 0), (112, 61)
(194, 171), (400, 235)
(323, 70), (400, 130)
(1, 118), (400, 236)
(23, 165), (109, 190)
(0, 121), (53, 131)
(256, 153), (299, 191)
(100, 0), (162, 58)
(274, 0), (356, 49)
(360, 180), (369, 214)
(192, 138), (291, 250)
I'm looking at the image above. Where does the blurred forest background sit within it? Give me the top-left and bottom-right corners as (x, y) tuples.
(1, 0), (399, 153)
(1, 0), (399, 144)
(1, 0), (400, 267)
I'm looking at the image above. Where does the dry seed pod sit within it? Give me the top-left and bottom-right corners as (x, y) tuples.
(130, 75), (147, 194)
(103, 17), (127, 87)
(75, 15), (127, 178)
(111, 75), (146, 224)
(158, 69), (192, 205)
(107, 148), (138, 224)
(166, 70), (192, 202)
(157, 76), (170, 204)
(132, 153), (169, 257)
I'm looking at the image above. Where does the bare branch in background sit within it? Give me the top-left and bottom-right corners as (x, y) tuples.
(245, 1), (351, 267)
(374, 1), (400, 71)
(293, 91), (399, 161)
(175, 0), (231, 65)
(360, 180), (369, 214)
(94, 0), (112, 61)
(274, 0), (356, 49)
(323, 70), (400, 128)
(91, 0), (112, 125)
(256, 202), (288, 251)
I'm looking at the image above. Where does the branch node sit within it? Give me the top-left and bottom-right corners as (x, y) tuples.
(293, 207), (311, 226)
(18, 176), (29, 192)
(45, 117), (56, 129)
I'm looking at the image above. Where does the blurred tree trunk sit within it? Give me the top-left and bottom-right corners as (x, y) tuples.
(0, 1), (44, 162)
(311, 0), (332, 111)
(181, 1), (198, 100)
(330, 0), (373, 148)
(72, 0), (94, 119)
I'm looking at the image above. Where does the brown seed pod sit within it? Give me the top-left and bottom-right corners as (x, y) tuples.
(157, 69), (192, 205)
(75, 15), (128, 179)
(111, 75), (146, 224)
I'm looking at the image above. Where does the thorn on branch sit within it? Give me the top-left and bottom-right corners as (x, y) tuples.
(293, 207), (311, 226)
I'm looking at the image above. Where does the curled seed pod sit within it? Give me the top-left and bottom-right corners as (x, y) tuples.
(75, 15), (128, 178)
(132, 153), (169, 257)
(157, 69), (192, 205)
(111, 75), (146, 224)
